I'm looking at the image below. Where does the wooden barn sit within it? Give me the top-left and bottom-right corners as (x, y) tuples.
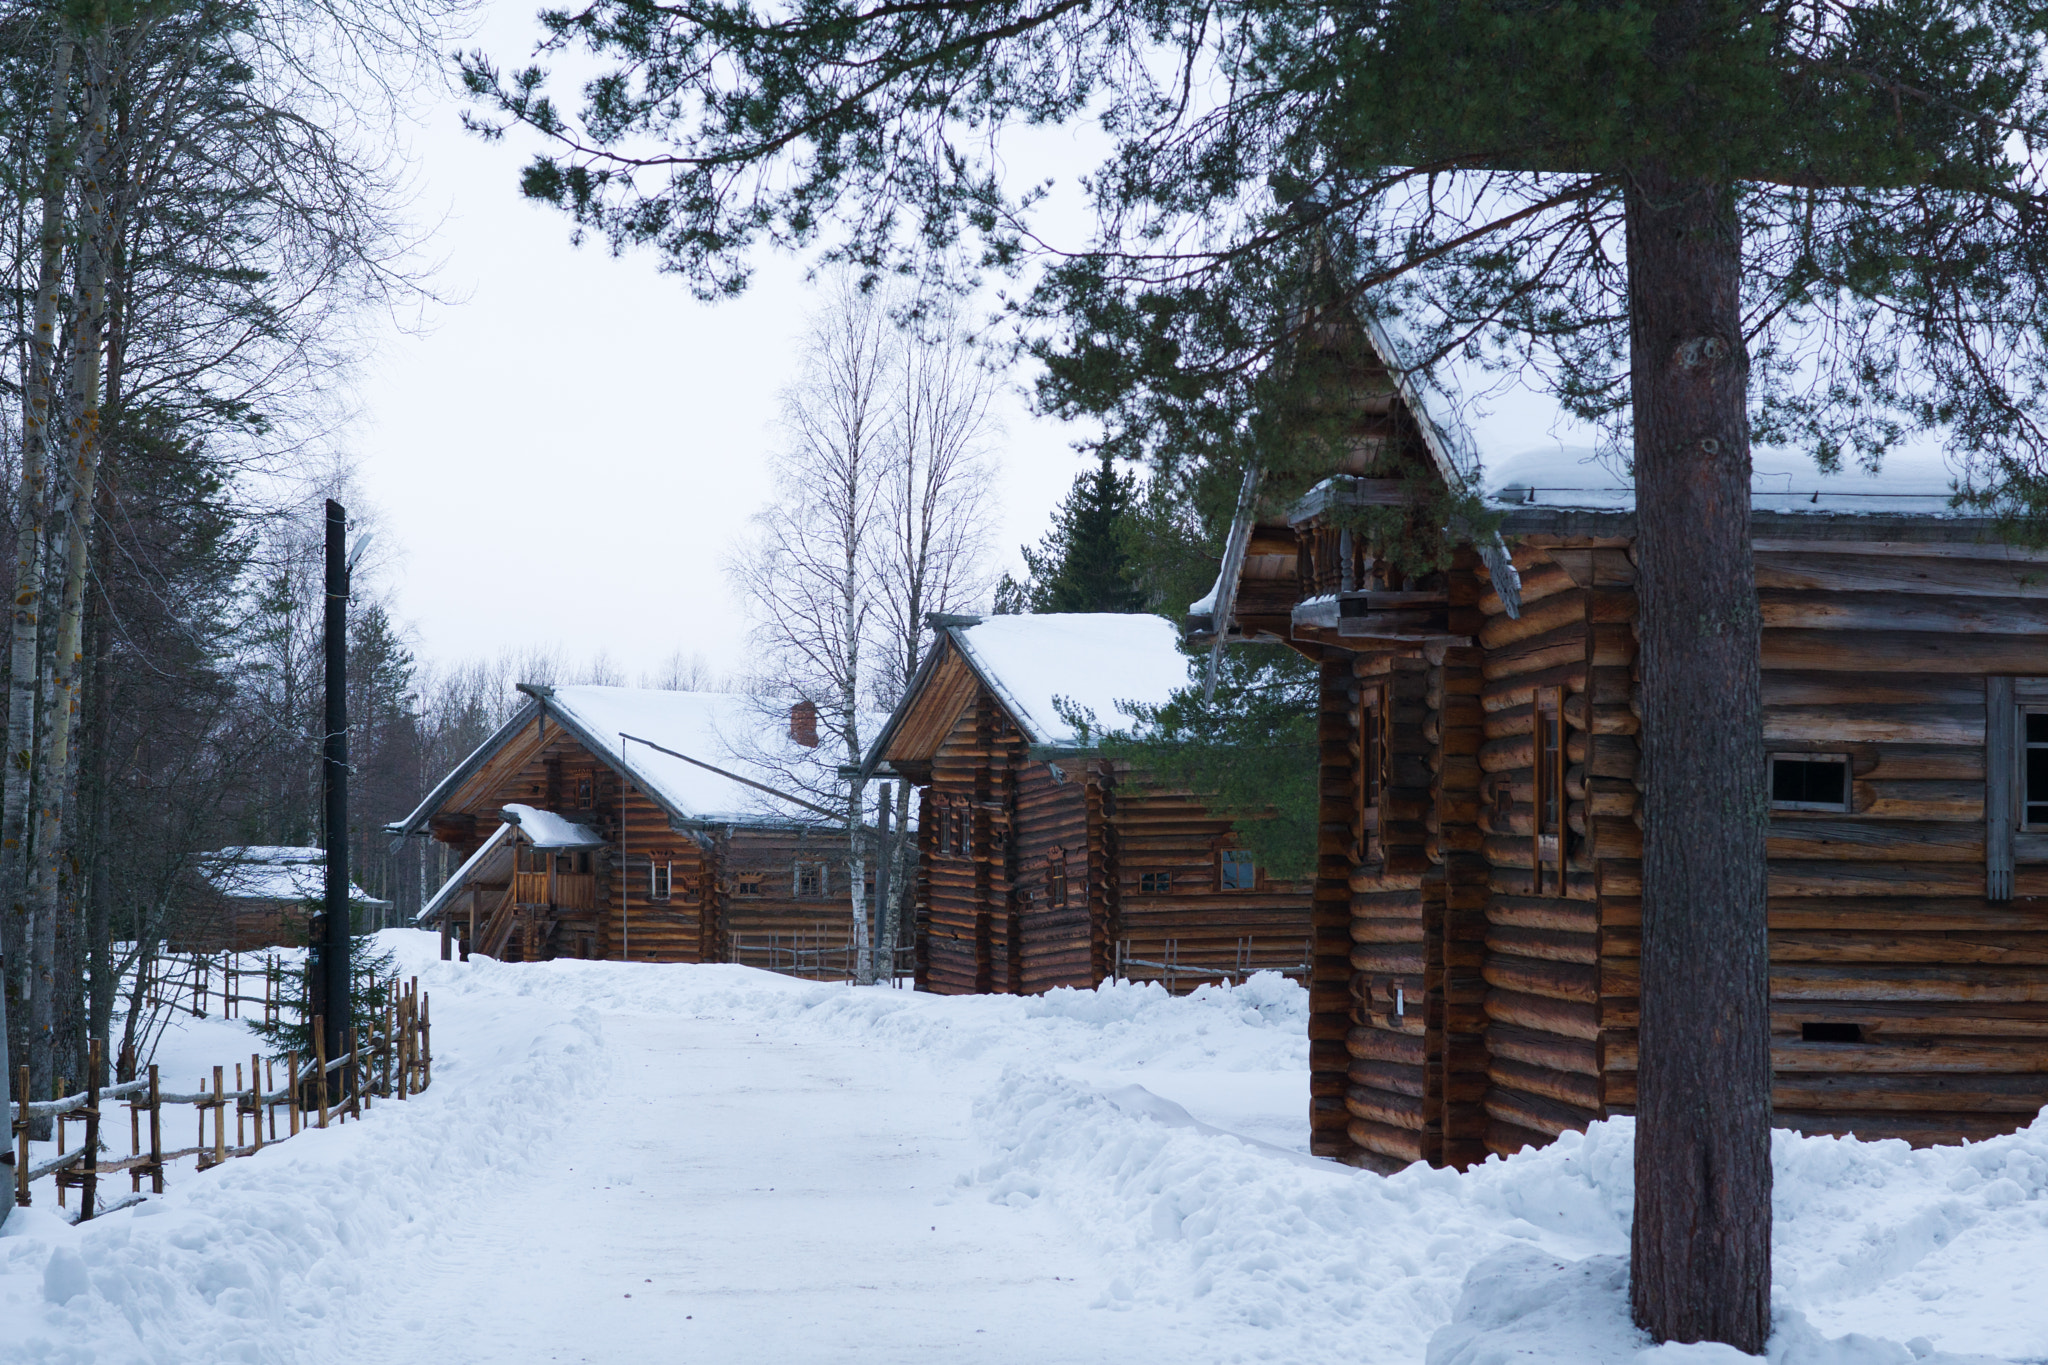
(388, 685), (856, 965)
(1192, 299), (2048, 1171)
(863, 612), (1313, 995)
(184, 846), (392, 951)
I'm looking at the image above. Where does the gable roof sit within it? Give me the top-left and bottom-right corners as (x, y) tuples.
(200, 847), (390, 907)
(388, 685), (817, 841)
(866, 613), (1191, 771)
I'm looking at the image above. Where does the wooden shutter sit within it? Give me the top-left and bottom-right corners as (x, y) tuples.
(1988, 675), (2014, 902)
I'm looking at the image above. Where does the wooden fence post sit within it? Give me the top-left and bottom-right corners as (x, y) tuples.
(79, 1040), (100, 1219)
(287, 1053), (300, 1136)
(312, 1022), (329, 1129)
(148, 1066), (163, 1194)
(347, 1028), (362, 1121)
(212, 1065), (227, 1167)
(420, 993), (431, 1091)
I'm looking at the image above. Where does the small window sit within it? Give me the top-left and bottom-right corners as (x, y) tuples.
(1219, 850), (1256, 891)
(649, 861), (672, 901)
(795, 862), (825, 898)
(576, 776), (593, 807)
(1801, 1021), (1863, 1043)
(555, 853), (575, 874)
(951, 804), (968, 857)
(1356, 685), (1386, 862)
(1046, 849), (1068, 908)
(1770, 753), (1851, 812)
(735, 873), (763, 897)
(2026, 711), (2048, 828)
(1139, 871), (1172, 894)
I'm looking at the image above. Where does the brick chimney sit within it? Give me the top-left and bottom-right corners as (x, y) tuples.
(789, 699), (819, 748)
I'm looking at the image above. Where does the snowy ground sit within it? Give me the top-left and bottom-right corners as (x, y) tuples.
(2, 930), (2045, 1364)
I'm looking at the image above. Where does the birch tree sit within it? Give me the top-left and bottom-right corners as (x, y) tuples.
(731, 279), (997, 981)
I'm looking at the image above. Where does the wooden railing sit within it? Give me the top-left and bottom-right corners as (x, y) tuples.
(512, 871), (548, 905)
(9, 978), (432, 1220)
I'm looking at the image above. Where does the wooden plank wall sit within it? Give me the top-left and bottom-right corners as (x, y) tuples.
(1756, 539), (2048, 1144)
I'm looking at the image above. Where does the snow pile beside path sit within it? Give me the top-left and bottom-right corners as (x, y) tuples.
(0, 946), (606, 1364)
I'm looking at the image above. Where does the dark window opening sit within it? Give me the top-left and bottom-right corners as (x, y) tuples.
(1219, 849), (1256, 891)
(735, 874), (763, 897)
(576, 777), (593, 807)
(1771, 754), (1851, 811)
(1357, 686), (1386, 863)
(1801, 1021), (1863, 1043)
(2026, 711), (2048, 827)
(795, 862), (824, 898)
(1047, 849), (1068, 908)
(1139, 871), (1172, 894)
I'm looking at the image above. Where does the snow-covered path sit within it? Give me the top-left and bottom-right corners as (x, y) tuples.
(329, 1008), (1200, 1365)
(5, 931), (2048, 1365)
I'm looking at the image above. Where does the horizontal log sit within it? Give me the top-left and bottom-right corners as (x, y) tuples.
(1853, 780), (1982, 823)
(1484, 1117), (1556, 1158)
(1483, 623), (1591, 681)
(1765, 704), (1983, 747)
(1351, 944), (1426, 975)
(1485, 924), (1598, 965)
(1488, 895), (1600, 934)
(1772, 963), (2048, 1002)
(1479, 589), (1590, 650)
(1562, 695), (1638, 735)
(1769, 862), (1985, 898)
(1347, 1117), (1424, 1165)
(1480, 560), (1579, 615)
(1486, 987), (1602, 1040)
(1481, 663), (1590, 711)
(1766, 820), (1982, 863)
(1346, 1084), (1425, 1131)
(1489, 1056), (1603, 1110)
(1346, 1024), (1426, 1064)
(1770, 930), (2048, 966)
(1770, 1000), (2048, 1038)
(1772, 1039), (2048, 1073)
(1763, 670), (1988, 708)
(1348, 1058), (1426, 1098)
(1763, 629), (2048, 674)
(1860, 745), (1986, 782)
(1766, 896), (2048, 932)
(1772, 1110), (2030, 1147)
(1773, 1072), (2048, 1112)
(1486, 1085), (1600, 1137)
(1761, 589), (2048, 636)
(1487, 1024), (1600, 1077)
(1490, 867), (1599, 901)
(1485, 954), (1599, 1003)
(1754, 550), (2048, 597)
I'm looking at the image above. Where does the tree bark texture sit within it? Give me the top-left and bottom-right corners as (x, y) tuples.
(2, 31), (75, 1111)
(28, 27), (113, 1109)
(1625, 165), (1773, 1352)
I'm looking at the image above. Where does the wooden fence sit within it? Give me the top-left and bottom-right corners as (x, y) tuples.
(8, 976), (431, 1221)
(1112, 937), (1312, 993)
(728, 930), (916, 985)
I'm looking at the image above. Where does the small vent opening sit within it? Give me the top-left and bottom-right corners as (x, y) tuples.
(1801, 1021), (1863, 1043)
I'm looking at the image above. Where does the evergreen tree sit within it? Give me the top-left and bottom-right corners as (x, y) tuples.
(1003, 453), (1145, 615)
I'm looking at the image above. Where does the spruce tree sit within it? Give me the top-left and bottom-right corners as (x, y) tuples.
(1003, 452), (1145, 614)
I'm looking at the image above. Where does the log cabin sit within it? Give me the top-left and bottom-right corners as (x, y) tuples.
(1191, 296), (2048, 1171)
(388, 685), (858, 966)
(863, 612), (1313, 994)
(184, 846), (393, 951)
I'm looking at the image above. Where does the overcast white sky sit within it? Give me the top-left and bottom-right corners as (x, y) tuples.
(348, 1), (1100, 688)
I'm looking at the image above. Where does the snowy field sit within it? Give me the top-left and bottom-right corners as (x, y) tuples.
(1, 931), (2044, 1365)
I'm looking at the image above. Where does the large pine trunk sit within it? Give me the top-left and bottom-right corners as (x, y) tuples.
(1624, 166), (1772, 1351)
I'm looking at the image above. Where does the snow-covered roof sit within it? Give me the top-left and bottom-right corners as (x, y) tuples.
(498, 803), (606, 848)
(542, 686), (810, 825)
(948, 614), (1191, 747)
(414, 822), (512, 926)
(388, 686), (820, 840)
(201, 847), (389, 906)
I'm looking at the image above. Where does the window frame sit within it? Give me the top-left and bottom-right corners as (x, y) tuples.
(794, 861), (826, 898)
(1532, 686), (1566, 896)
(1046, 847), (1068, 908)
(1767, 751), (1854, 813)
(649, 860), (673, 901)
(1218, 848), (1257, 892)
(2023, 706), (2048, 832)
(1356, 683), (1387, 864)
(1138, 870), (1172, 895)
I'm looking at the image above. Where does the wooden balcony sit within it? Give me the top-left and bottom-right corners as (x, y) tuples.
(512, 870), (596, 911)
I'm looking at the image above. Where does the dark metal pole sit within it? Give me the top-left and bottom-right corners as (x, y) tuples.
(319, 500), (350, 1070)
(872, 784), (891, 984)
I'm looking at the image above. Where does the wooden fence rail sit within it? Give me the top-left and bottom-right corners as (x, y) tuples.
(8, 976), (431, 1220)
(1112, 938), (1313, 993)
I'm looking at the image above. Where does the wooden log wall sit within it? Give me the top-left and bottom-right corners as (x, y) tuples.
(1755, 538), (2048, 1145)
(1109, 783), (1313, 991)
(1471, 540), (1643, 1160)
(1013, 762), (1096, 993)
(924, 690), (1012, 994)
(717, 827), (860, 950)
